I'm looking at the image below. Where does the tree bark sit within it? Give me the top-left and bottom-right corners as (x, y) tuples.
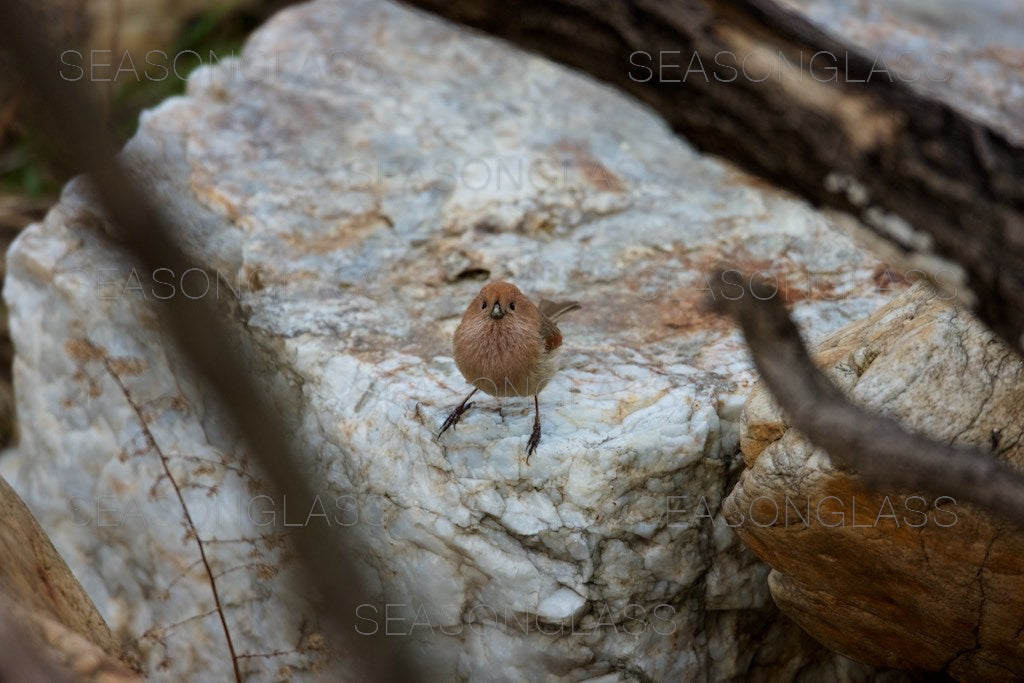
(401, 0), (1024, 354)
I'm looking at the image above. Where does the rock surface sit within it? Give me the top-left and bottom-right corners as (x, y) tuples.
(0, 0), (918, 680)
(726, 283), (1024, 679)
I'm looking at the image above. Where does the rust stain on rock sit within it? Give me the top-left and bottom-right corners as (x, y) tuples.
(553, 140), (626, 193)
(109, 358), (147, 376)
(64, 338), (104, 363)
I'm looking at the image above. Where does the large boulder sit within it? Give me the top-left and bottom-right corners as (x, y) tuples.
(1, 0), (906, 679)
(727, 283), (1024, 679)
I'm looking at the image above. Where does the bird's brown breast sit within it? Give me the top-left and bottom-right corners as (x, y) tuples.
(453, 316), (553, 398)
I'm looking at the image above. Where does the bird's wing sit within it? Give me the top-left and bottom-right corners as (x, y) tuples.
(539, 313), (563, 352)
(538, 299), (581, 322)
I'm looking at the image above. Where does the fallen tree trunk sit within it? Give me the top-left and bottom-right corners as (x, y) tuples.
(401, 0), (1024, 354)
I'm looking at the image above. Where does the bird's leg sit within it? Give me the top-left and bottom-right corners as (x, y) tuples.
(526, 394), (541, 463)
(439, 388), (478, 437)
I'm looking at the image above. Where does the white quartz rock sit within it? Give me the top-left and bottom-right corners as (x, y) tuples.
(0, 0), (908, 679)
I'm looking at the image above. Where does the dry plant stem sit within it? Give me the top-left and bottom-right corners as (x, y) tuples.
(100, 352), (241, 683)
(0, 5), (420, 682)
(710, 272), (1024, 527)
(400, 0), (1024, 356)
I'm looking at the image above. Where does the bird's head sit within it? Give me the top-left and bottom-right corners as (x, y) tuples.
(473, 281), (526, 322)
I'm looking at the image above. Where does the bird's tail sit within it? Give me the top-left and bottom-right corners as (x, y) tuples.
(539, 299), (581, 322)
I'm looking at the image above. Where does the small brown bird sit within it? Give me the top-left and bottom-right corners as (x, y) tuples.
(439, 281), (580, 462)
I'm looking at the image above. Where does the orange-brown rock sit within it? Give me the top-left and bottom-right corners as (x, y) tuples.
(0, 476), (139, 679)
(725, 283), (1024, 679)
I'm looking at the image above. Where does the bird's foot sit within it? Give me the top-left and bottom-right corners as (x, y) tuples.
(525, 422), (541, 464)
(439, 401), (473, 437)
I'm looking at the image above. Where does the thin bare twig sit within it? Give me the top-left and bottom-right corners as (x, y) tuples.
(708, 271), (1024, 527)
(99, 346), (242, 683)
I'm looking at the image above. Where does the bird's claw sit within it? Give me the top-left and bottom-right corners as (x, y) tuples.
(439, 401), (473, 437)
(525, 422), (541, 464)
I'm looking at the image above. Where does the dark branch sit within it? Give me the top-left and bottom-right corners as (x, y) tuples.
(709, 271), (1024, 527)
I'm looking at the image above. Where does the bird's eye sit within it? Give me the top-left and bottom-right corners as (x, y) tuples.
(508, 301), (516, 311)
(481, 300), (487, 310)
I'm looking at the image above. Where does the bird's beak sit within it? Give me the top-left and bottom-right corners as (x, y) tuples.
(489, 302), (505, 320)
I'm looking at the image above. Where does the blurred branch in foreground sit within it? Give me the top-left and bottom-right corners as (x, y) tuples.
(0, 4), (420, 682)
